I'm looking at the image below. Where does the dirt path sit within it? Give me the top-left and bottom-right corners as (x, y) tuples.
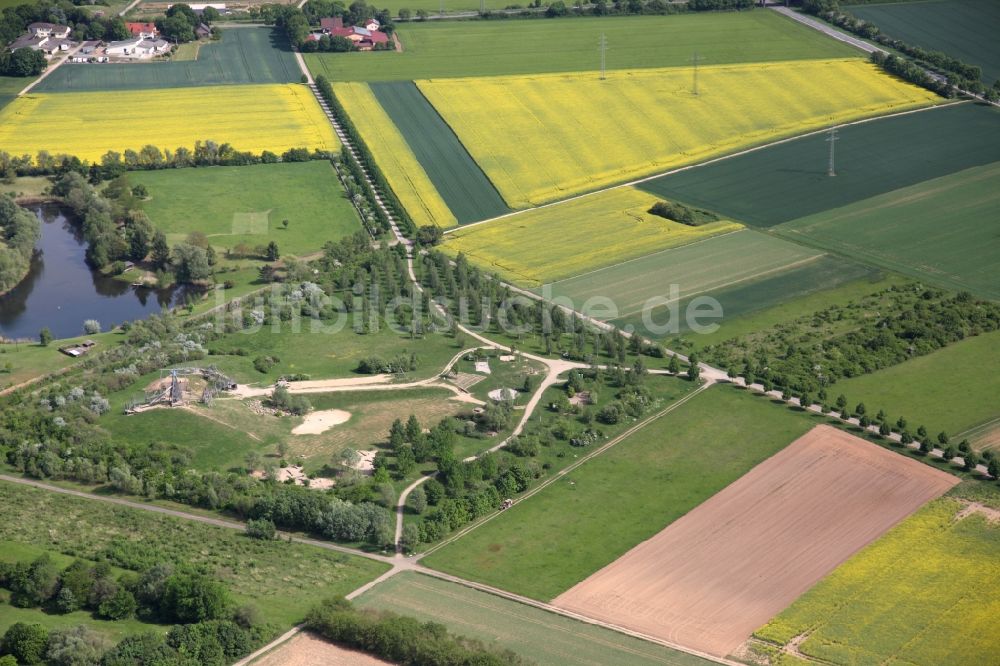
(19, 42), (85, 95)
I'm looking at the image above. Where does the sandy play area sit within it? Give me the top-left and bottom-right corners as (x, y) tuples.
(553, 425), (958, 657)
(292, 409), (352, 435)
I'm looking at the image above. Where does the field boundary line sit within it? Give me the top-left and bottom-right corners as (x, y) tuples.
(540, 228), (747, 289)
(420, 381), (712, 558)
(234, 625), (304, 666)
(445, 100), (966, 235)
(414, 569), (740, 666)
(611, 254), (826, 319)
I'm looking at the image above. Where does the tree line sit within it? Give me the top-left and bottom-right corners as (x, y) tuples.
(704, 286), (1000, 397)
(0, 553), (269, 666)
(305, 596), (531, 666)
(802, 0), (998, 99)
(0, 142), (330, 183)
(0, 193), (40, 294)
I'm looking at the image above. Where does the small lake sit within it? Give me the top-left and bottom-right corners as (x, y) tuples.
(0, 204), (186, 340)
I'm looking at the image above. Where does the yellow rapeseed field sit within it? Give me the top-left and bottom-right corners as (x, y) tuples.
(754, 498), (1000, 665)
(334, 82), (457, 229)
(441, 186), (741, 286)
(0, 84), (338, 161)
(418, 59), (940, 208)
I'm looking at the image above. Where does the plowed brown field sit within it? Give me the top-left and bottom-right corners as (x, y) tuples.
(553, 425), (958, 658)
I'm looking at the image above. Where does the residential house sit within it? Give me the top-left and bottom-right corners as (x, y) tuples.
(7, 22), (74, 54)
(314, 16), (389, 51)
(195, 23), (212, 39)
(27, 22), (71, 39)
(125, 22), (158, 39)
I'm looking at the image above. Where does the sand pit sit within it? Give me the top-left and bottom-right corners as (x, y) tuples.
(553, 425), (958, 658)
(252, 631), (390, 666)
(474, 360), (491, 374)
(292, 409), (352, 435)
(488, 387), (518, 402)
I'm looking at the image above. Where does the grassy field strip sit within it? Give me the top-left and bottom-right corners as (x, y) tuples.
(305, 12), (859, 82)
(358, 571), (727, 666)
(851, 0), (1000, 83)
(774, 161), (1000, 299)
(956, 416), (1000, 452)
(639, 101), (998, 227)
(643, 256), (883, 340)
(36, 28), (300, 92)
(754, 498), (1000, 665)
(370, 81), (509, 224)
(421, 387), (815, 600)
(0, 84), (338, 161)
(440, 187), (742, 286)
(334, 82), (457, 228)
(540, 230), (824, 320)
(419, 59), (939, 208)
(421, 381), (712, 559)
(833, 329), (1000, 439)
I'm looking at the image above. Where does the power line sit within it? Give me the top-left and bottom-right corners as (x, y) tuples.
(690, 51), (705, 96)
(599, 33), (607, 80)
(826, 127), (839, 177)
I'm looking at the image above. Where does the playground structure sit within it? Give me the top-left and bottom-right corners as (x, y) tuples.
(125, 366), (236, 414)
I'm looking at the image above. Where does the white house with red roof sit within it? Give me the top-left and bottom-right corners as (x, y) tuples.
(125, 22), (158, 39)
(313, 16), (389, 51)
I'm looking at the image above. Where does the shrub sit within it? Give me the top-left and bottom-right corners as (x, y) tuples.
(2, 622), (49, 665)
(245, 518), (276, 540)
(83, 319), (101, 334)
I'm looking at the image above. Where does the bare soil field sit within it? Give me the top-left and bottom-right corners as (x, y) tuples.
(553, 425), (958, 658)
(252, 631), (390, 666)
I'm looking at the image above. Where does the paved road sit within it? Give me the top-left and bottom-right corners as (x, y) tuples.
(769, 5), (886, 54)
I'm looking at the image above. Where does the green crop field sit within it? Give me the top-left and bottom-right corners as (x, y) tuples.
(132, 162), (360, 258)
(538, 229), (871, 340)
(36, 28), (300, 92)
(0, 75), (29, 111)
(0, 481), (389, 629)
(638, 103), (1000, 227)
(851, 0), (1000, 83)
(305, 12), (858, 82)
(356, 572), (716, 666)
(617, 254), (880, 338)
(776, 162), (1000, 298)
(833, 330), (1000, 438)
(369, 82), (508, 224)
(422, 387), (812, 600)
(754, 498), (1000, 666)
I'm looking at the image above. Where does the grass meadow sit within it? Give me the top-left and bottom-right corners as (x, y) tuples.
(419, 60), (937, 207)
(851, 0), (1000, 83)
(370, 81), (509, 224)
(422, 386), (812, 600)
(305, 12), (858, 82)
(334, 82), (457, 228)
(356, 572), (716, 666)
(775, 162), (1000, 298)
(441, 187), (742, 286)
(754, 498), (1000, 666)
(36, 28), (300, 92)
(640, 103), (1000, 227)
(0, 84), (338, 162)
(833, 330), (1000, 439)
(132, 162), (361, 257)
(0, 482), (389, 629)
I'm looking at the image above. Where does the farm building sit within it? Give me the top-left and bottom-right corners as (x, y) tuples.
(105, 36), (171, 58)
(27, 22), (71, 39)
(313, 17), (389, 51)
(125, 22), (158, 39)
